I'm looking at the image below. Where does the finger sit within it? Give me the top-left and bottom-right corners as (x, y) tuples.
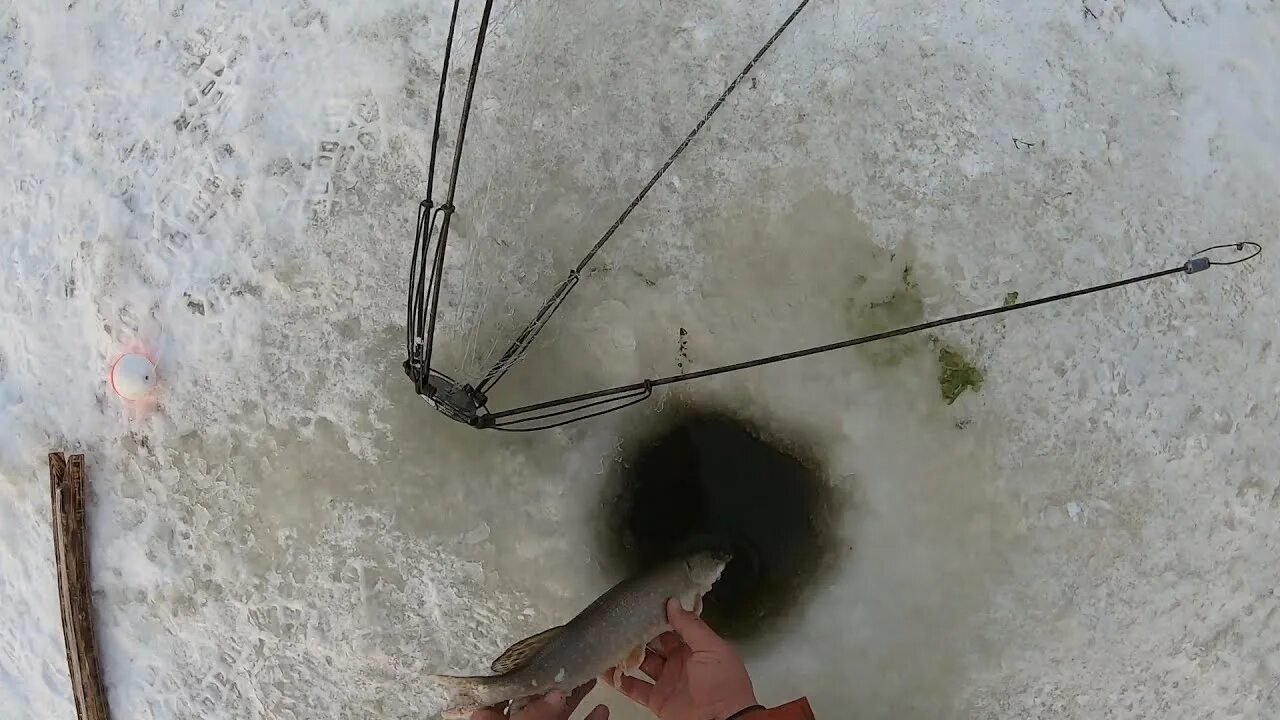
(584, 704), (610, 720)
(601, 670), (654, 707)
(638, 648), (665, 679)
(649, 632), (683, 657)
(666, 597), (722, 650)
(469, 706), (506, 720)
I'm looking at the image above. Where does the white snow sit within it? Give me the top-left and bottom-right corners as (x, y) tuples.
(2, 1), (1277, 719)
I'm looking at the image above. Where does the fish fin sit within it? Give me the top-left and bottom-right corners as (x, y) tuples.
(429, 674), (487, 712)
(490, 624), (564, 674)
(606, 643), (649, 688)
(622, 645), (646, 675)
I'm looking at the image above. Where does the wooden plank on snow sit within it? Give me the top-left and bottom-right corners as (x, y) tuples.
(50, 451), (112, 720)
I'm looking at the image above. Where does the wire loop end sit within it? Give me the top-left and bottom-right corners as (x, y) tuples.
(1189, 241), (1263, 270)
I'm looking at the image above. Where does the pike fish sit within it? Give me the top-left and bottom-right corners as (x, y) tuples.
(432, 550), (730, 716)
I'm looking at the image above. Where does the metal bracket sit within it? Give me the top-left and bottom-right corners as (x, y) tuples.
(405, 362), (489, 426)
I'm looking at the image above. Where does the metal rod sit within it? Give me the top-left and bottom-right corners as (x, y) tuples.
(476, 0), (814, 394)
(485, 264), (1186, 422)
(420, 0), (498, 377)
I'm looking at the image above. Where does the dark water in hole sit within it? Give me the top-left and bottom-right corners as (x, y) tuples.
(602, 410), (840, 641)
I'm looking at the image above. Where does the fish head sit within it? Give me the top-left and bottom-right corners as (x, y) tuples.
(681, 549), (732, 586)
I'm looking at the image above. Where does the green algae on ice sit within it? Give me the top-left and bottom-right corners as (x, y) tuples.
(937, 345), (983, 404)
(845, 263), (926, 367)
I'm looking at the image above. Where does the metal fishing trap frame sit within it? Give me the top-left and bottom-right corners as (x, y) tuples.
(403, 0), (1261, 432)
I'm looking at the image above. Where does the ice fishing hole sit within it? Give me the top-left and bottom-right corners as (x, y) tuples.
(602, 409), (840, 642)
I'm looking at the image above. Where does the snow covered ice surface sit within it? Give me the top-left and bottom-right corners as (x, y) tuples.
(1, 0), (1277, 718)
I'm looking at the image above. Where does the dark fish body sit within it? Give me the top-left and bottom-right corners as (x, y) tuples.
(433, 551), (729, 715)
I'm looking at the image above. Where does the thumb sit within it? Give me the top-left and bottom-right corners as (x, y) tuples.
(584, 704), (610, 720)
(666, 597), (721, 650)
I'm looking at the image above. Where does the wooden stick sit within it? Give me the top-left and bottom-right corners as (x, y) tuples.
(50, 452), (112, 720)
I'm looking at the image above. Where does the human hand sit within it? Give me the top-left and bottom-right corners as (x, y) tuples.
(469, 679), (608, 720)
(602, 598), (758, 720)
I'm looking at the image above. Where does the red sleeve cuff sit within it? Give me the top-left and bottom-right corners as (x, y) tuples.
(738, 697), (816, 720)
